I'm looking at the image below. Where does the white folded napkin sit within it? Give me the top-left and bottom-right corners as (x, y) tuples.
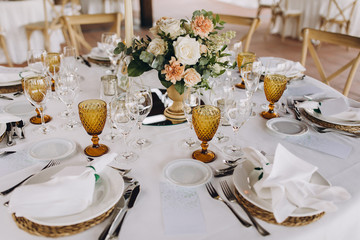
(0, 113), (22, 124)
(0, 72), (20, 83)
(297, 98), (360, 122)
(90, 45), (108, 59)
(244, 144), (351, 223)
(262, 57), (305, 78)
(9, 153), (118, 218)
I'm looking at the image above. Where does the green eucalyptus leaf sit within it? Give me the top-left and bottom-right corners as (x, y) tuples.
(127, 60), (151, 77)
(174, 82), (185, 95)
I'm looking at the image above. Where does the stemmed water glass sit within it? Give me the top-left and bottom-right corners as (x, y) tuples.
(235, 52), (256, 89)
(44, 52), (61, 99)
(111, 94), (139, 162)
(129, 80), (153, 149)
(56, 72), (80, 130)
(192, 105), (221, 163)
(260, 73), (288, 119)
(181, 87), (201, 149)
(78, 99), (109, 157)
(27, 49), (46, 74)
(23, 74), (55, 135)
(223, 97), (252, 157)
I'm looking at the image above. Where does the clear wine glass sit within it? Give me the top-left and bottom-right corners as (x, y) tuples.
(111, 94), (139, 162)
(180, 87), (201, 149)
(101, 74), (120, 142)
(102, 33), (122, 74)
(223, 97), (252, 157)
(27, 49), (47, 74)
(23, 74), (55, 134)
(242, 60), (262, 116)
(128, 79), (153, 149)
(56, 72), (80, 130)
(62, 46), (78, 74)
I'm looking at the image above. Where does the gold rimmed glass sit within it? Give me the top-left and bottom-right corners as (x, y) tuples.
(235, 52), (256, 89)
(192, 105), (221, 163)
(23, 75), (55, 134)
(78, 99), (109, 157)
(261, 74), (288, 119)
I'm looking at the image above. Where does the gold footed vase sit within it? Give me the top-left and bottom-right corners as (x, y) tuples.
(164, 85), (187, 124)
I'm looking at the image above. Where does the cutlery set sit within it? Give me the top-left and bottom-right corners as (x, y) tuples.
(286, 98), (360, 138)
(205, 181), (270, 236)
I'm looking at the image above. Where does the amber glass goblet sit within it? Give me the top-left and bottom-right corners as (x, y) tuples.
(78, 99), (109, 157)
(235, 52), (256, 89)
(261, 74), (288, 119)
(192, 105), (221, 163)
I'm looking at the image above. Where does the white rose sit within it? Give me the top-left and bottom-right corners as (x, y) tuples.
(213, 63), (223, 74)
(173, 36), (201, 65)
(157, 17), (184, 39)
(146, 38), (167, 56)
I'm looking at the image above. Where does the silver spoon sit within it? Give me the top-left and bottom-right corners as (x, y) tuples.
(223, 157), (242, 166)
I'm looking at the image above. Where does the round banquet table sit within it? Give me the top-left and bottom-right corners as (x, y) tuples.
(0, 61), (360, 240)
(0, 0), (64, 65)
(270, 0), (360, 39)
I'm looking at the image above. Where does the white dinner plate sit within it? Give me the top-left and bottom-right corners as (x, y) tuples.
(304, 107), (360, 127)
(164, 159), (212, 187)
(266, 117), (308, 137)
(25, 165), (124, 226)
(28, 138), (77, 161)
(233, 160), (330, 217)
(3, 100), (35, 117)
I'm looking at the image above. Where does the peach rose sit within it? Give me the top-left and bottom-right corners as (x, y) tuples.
(161, 57), (185, 84)
(191, 15), (214, 38)
(183, 68), (201, 87)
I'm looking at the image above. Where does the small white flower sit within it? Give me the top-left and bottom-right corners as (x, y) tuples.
(173, 36), (201, 65)
(146, 38), (167, 56)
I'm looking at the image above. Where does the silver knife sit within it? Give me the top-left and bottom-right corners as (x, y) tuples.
(0, 95), (13, 100)
(107, 185), (141, 239)
(98, 182), (139, 240)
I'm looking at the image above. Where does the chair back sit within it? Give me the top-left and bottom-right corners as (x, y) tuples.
(324, 0), (357, 22)
(213, 14), (260, 52)
(62, 13), (123, 55)
(43, 0), (81, 31)
(300, 28), (360, 96)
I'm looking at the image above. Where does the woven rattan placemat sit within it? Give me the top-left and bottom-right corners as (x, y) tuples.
(302, 110), (360, 133)
(234, 189), (325, 226)
(0, 84), (22, 94)
(12, 206), (114, 237)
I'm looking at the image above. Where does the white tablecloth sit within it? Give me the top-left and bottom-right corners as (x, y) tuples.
(271, 0), (360, 38)
(0, 62), (360, 239)
(0, 0), (64, 65)
(80, 0), (124, 14)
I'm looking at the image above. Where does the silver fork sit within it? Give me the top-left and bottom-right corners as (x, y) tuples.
(220, 181), (270, 236)
(205, 182), (251, 227)
(0, 159), (60, 196)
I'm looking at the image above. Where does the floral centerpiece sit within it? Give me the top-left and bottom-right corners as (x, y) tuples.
(115, 9), (236, 95)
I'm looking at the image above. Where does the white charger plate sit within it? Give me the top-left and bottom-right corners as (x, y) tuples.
(28, 138), (77, 161)
(3, 100), (35, 117)
(266, 118), (308, 137)
(233, 160), (330, 217)
(25, 165), (124, 226)
(164, 159), (212, 187)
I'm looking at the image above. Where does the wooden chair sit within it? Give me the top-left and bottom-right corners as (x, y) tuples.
(257, 0), (277, 18)
(301, 28), (360, 96)
(61, 13), (123, 56)
(24, 0), (81, 52)
(269, 0), (302, 41)
(0, 26), (13, 67)
(214, 14), (260, 52)
(319, 0), (358, 36)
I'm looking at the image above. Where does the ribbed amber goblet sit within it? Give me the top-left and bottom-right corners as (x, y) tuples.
(192, 105), (221, 163)
(235, 52), (256, 89)
(78, 99), (109, 157)
(261, 74), (288, 119)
